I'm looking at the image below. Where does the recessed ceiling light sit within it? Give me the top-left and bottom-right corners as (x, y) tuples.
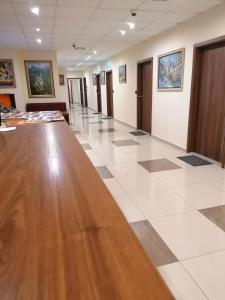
(127, 22), (135, 29)
(93, 50), (97, 55)
(36, 27), (40, 32)
(120, 30), (126, 36)
(31, 7), (39, 15)
(36, 38), (42, 44)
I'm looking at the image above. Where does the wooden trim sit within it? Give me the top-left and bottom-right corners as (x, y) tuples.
(106, 70), (113, 117)
(194, 35), (225, 48)
(83, 77), (88, 107)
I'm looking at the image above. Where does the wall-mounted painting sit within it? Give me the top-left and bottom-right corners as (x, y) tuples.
(100, 70), (105, 85)
(0, 59), (16, 88)
(158, 48), (185, 91)
(59, 74), (65, 86)
(119, 65), (126, 84)
(24, 60), (55, 98)
(92, 74), (97, 85)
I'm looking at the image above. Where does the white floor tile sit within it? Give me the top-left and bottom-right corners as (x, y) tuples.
(130, 189), (194, 219)
(153, 169), (206, 188)
(159, 262), (207, 300)
(117, 173), (166, 194)
(113, 194), (145, 223)
(173, 183), (225, 209)
(182, 250), (225, 300)
(150, 211), (225, 260)
(103, 178), (127, 197)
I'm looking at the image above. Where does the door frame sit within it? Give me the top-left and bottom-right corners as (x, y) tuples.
(187, 35), (225, 152)
(67, 77), (84, 106)
(83, 77), (88, 107)
(136, 57), (153, 133)
(96, 74), (102, 112)
(106, 70), (113, 117)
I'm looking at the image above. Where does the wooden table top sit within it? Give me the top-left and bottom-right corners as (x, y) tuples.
(0, 122), (174, 300)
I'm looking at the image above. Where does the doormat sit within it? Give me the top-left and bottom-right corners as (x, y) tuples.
(177, 155), (212, 167)
(130, 131), (146, 136)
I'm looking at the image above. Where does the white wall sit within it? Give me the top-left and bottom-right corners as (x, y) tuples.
(83, 3), (225, 149)
(0, 49), (69, 110)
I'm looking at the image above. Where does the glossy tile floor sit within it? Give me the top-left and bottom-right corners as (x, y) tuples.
(70, 104), (225, 300)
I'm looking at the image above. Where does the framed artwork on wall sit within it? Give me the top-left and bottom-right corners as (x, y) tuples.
(59, 74), (65, 86)
(158, 48), (185, 91)
(119, 65), (126, 83)
(24, 60), (55, 98)
(0, 59), (16, 88)
(100, 70), (105, 85)
(92, 74), (97, 85)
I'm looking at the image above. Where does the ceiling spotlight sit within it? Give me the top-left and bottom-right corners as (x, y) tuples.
(93, 50), (97, 55)
(120, 30), (126, 36)
(127, 22), (135, 29)
(36, 27), (40, 32)
(85, 56), (90, 61)
(31, 7), (39, 15)
(36, 38), (42, 44)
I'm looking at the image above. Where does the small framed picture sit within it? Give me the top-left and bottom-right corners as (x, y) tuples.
(158, 48), (185, 91)
(92, 74), (97, 85)
(0, 59), (16, 88)
(119, 65), (126, 84)
(59, 74), (65, 86)
(100, 70), (105, 85)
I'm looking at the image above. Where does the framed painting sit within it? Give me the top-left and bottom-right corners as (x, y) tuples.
(24, 60), (55, 98)
(92, 74), (97, 85)
(0, 59), (16, 88)
(158, 48), (185, 91)
(59, 74), (65, 86)
(100, 70), (105, 85)
(119, 65), (126, 83)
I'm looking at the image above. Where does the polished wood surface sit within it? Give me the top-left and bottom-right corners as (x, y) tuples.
(0, 122), (174, 300)
(106, 70), (114, 117)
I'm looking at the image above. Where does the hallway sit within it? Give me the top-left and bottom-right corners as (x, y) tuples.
(71, 104), (225, 300)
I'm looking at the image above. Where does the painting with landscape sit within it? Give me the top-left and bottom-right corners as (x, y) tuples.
(25, 60), (55, 98)
(158, 49), (185, 91)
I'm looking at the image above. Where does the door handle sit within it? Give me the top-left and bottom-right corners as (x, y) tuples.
(138, 95), (143, 98)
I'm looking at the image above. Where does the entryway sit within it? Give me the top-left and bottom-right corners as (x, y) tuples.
(187, 37), (225, 162)
(67, 78), (84, 106)
(137, 58), (153, 134)
(106, 70), (114, 117)
(96, 74), (102, 113)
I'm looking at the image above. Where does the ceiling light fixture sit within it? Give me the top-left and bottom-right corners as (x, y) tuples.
(127, 22), (135, 29)
(120, 30), (126, 36)
(93, 50), (97, 55)
(36, 27), (40, 32)
(36, 38), (42, 44)
(31, 7), (39, 15)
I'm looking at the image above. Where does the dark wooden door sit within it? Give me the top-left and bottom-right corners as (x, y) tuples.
(79, 79), (84, 106)
(96, 74), (102, 112)
(137, 59), (153, 134)
(106, 71), (114, 117)
(83, 77), (88, 107)
(193, 43), (225, 161)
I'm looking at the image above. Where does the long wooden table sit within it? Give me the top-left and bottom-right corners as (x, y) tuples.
(0, 122), (174, 300)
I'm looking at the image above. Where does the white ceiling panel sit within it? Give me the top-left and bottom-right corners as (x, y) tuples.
(0, 25), (22, 32)
(126, 11), (164, 22)
(139, 0), (184, 11)
(174, 0), (223, 13)
(55, 6), (95, 19)
(85, 20), (121, 29)
(81, 27), (111, 35)
(92, 9), (130, 20)
(54, 18), (87, 27)
(12, 0), (56, 4)
(25, 32), (52, 39)
(0, 16), (19, 25)
(100, 0), (143, 9)
(22, 26), (52, 33)
(161, 12), (197, 23)
(57, 0), (101, 7)
(18, 16), (54, 26)
(53, 26), (83, 34)
(0, 3), (14, 15)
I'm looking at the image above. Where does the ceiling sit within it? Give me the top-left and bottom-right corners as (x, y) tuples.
(0, 0), (224, 70)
